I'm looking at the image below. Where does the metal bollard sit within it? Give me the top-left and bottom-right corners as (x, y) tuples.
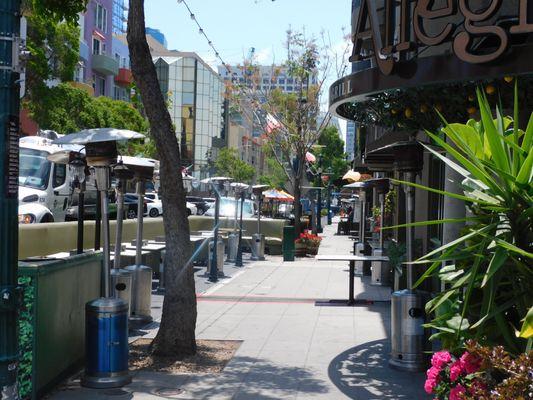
(251, 233), (265, 261)
(227, 232), (238, 262)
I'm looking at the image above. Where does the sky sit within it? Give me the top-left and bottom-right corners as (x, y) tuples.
(144, 0), (353, 135)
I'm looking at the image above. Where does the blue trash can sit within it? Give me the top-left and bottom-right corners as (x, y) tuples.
(82, 297), (131, 388)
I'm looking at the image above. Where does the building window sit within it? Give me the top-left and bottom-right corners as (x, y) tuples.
(95, 75), (106, 96)
(92, 37), (101, 55)
(278, 78), (285, 84)
(95, 3), (107, 33)
(286, 86), (293, 91)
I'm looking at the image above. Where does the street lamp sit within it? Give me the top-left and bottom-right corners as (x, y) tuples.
(232, 183), (250, 267)
(53, 128), (143, 389)
(251, 185), (269, 261)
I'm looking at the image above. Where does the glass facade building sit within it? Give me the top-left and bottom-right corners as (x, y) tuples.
(154, 55), (224, 178)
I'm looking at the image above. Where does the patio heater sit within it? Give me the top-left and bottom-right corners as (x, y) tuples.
(389, 142), (428, 372)
(206, 177), (230, 282)
(235, 184), (250, 267)
(46, 149), (87, 254)
(251, 185), (269, 261)
(124, 157), (156, 327)
(227, 185), (239, 263)
(53, 128), (143, 388)
(367, 178), (390, 286)
(110, 161), (134, 316)
(344, 182), (368, 276)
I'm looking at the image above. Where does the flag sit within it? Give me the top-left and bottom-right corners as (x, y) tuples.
(306, 152), (316, 163)
(266, 113), (282, 134)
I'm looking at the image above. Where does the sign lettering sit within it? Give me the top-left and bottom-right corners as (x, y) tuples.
(350, 0), (533, 75)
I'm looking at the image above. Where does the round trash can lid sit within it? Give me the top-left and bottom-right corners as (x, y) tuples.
(86, 297), (129, 313)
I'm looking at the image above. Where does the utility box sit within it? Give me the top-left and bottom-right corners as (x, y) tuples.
(283, 226), (295, 262)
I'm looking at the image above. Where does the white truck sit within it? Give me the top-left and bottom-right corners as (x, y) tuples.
(18, 136), (78, 223)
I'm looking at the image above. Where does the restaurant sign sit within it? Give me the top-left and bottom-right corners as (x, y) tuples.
(330, 0), (533, 117)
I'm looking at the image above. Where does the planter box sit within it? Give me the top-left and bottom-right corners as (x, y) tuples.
(294, 243), (307, 257)
(18, 251), (102, 399)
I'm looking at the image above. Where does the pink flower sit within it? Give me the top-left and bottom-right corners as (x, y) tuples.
(426, 366), (440, 380)
(460, 352), (481, 374)
(449, 360), (463, 382)
(431, 351), (452, 369)
(449, 384), (466, 400)
(424, 377), (437, 394)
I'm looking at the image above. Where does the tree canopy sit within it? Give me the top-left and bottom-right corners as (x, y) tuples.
(28, 83), (148, 134)
(215, 148), (255, 183)
(315, 125), (349, 186)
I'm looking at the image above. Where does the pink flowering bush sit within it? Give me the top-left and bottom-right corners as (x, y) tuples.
(425, 341), (532, 399)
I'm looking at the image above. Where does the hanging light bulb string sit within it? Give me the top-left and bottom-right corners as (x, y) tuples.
(176, 0), (230, 74)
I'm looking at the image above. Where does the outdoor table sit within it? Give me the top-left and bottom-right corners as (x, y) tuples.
(315, 254), (389, 306)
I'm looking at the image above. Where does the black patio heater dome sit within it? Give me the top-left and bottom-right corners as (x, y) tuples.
(53, 128), (144, 389)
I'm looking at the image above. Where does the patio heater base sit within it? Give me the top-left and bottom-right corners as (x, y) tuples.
(81, 371), (132, 389)
(250, 233), (265, 261)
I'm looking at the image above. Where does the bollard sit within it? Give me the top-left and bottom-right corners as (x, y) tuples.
(283, 226), (295, 262)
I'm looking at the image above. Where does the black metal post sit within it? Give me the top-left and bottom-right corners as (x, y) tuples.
(209, 184), (220, 282)
(327, 183), (332, 225)
(95, 190), (101, 250)
(77, 185), (85, 254)
(235, 191), (245, 267)
(0, 2), (22, 397)
(317, 183), (323, 234)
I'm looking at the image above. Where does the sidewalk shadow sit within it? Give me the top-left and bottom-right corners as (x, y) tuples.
(126, 355), (329, 399)
(328, 339), (429, 400)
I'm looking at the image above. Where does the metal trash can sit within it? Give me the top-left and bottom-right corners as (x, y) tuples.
(208, 237), (225, 276)
(370, 248), (389, 286)
(353, 241), (365, 275)
(110, 269), (133, 316)
(283, 226), (295, 261)
(389, 289), (429, 372)
(82, 298), (131, 388)
(124, 264), (153, 326)
(227, 232), (238, 262)
(251, 233), (265, 261)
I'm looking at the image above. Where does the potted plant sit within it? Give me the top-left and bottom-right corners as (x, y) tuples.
(294, 231), (323, 256)
(398, 86), (532, 395)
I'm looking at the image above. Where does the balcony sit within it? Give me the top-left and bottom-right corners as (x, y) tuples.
(69, 81), (94, 96)
(91, 54), (119, 76)
(114, 67), (133, 86)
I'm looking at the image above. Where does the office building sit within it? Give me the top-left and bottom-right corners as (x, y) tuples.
(154, 53), (225, 178)
(146, 27), (168, 48)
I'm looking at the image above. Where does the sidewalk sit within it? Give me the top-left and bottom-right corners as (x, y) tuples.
(50, 222), (428, 399)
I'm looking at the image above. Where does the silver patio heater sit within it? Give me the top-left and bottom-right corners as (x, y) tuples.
(343, 181), (368, 276)
(366, 178), (390, 286)
(53, 128), (144, 388)
(251, 185), (269, 261)
(110, 161), (134, 316)
(389, 142), (429, 372)
(123, 156), (156, 328)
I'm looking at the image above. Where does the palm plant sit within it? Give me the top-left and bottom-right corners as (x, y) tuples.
(394, 86), (532, 354)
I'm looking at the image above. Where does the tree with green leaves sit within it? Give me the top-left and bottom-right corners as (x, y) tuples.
(28, 83), (148, 134)
(258, 157), (287, 189)
(228, 29), (337, 234)
(215, 148), (255, 183)
(23, 0), (82, 108)
(314, 125), (349, 186)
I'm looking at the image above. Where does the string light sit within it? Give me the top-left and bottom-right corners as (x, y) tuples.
(176, 0), (232, 75)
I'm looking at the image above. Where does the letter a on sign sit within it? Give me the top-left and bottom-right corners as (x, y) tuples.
(349, 0), (394, 75)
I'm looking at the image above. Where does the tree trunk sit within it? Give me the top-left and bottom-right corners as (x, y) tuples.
(127, 0), (197, 357)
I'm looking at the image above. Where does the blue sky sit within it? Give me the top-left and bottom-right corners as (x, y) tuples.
(144, 0), (352, 74)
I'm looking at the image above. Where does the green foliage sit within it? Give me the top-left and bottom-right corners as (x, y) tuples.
(406, 85), (533, 354)
(24, 0), (88, 23)
(258, 157), (287, 189)
(342, 77), (533, 132)
(28, 83), (148, 134)
(215, 148), (255, 183)
(315, 126), (349, 186)
(17, 276), (35, 399)
(24, 0), (81, 106)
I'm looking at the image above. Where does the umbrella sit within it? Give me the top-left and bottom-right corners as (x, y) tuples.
(306, 152), (316, 163)
(262, 189), (292, 201)
(342, 170), (361, 183)
(53, 128), (144, 145)
(279, 190), (294, 200)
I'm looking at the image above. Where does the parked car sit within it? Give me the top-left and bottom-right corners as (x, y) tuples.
(124, 193), (149, 219)
(143, 195), (197, 217)
(18, 203), (55, 224)
(65, 191), (120, 221)
(204, 197), (256, 218)
(186, 196), (209, 215)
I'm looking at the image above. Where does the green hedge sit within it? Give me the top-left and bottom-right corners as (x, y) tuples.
(18, 276), (34, 399)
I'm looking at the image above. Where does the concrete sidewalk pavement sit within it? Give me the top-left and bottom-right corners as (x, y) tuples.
(50, 222), (428, 399)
